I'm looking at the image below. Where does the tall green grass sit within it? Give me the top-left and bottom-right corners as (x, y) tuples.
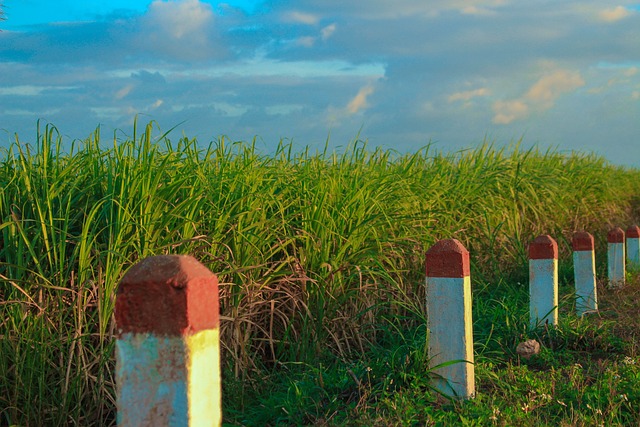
(1, 122), (639, 424)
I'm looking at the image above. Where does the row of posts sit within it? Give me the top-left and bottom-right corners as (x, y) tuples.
(113, 226), (640, 425)
(426, 225), (640, 400)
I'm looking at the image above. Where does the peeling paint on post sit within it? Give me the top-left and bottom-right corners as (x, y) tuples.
(425, 239), (475, 399)
(626, 225), (640, 270)
(608, 227), (626, 288)
(572, 231), (597, 316)
(115, 255), (221, 426)
(529, 235), (558, 328)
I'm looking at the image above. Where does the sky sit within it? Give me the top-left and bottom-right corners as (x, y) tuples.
(1, 1), (639, 165)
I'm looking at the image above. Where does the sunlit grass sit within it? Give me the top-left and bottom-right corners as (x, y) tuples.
(1, 122), (640, 425)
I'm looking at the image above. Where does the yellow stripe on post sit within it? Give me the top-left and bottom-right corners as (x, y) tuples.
(187, 329), (221, 426)
(115, 255), (221, 426)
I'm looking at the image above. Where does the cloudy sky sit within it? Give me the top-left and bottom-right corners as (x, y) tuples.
(1, 1), (639, 165)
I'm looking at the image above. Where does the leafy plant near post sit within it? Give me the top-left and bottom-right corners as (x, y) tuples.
(1, 122), (640, 425)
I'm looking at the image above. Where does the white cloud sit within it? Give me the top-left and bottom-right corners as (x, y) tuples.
(587, 65), (638, 94)
(4, 108), (62, 116)
(448, 88), (490, 103)
(283, 11), (320, 25)
(296, 36), (316, 47)
(302, 0), (508, 20)
(525, 70), (585, 107)
(0, 85), (48, 96)
(146, 0), (214, 39)
(91, 106), (126, 121)
(460, 7), (487, 15)
(321, 23), (337, 40)
(168, 102), (248, 117)
(137, 0), (218, 60)
(347, 85), (375, 114)
(492, 100), (529, 125)
(598, 6), (632, 22)
(493, 69), (584, 124)
(115, 85), (134, 100)
(265, 104), (305, 115)
(211, 102), (248, 117)
(449, 0), (511, 16)
(0, 85), (78, 96)
(173, 58), (385, 79)
(293, 23), (336, 47)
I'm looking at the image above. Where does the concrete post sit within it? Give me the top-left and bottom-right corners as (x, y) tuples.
(626, 225), (640, 270)
(608, 227), (625, 288)
(572, 231), (597, 316)
(426, 239), (475, 399)
(529, 235), (558, 328)
(115, 255), (221, 426)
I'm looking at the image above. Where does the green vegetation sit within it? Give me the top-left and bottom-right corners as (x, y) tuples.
(1, 122), (640, 425)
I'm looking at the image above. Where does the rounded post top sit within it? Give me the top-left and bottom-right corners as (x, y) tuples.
(529, 235), (558, 260)
(425, 238), (470, 278)
(608, 227), (625, 243)
(572, 231), (594, 251)
(626, 225), (640, 238)
(115, 255), (219, 336)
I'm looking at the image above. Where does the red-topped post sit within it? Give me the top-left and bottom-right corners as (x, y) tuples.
(572, 231), (597, 316)
(529, 235), (558, 328)
(608, 227), (625, 288)
(425, 239), (475, 399)
(115, 255), (222, 426)
(626, 225), (640, 270)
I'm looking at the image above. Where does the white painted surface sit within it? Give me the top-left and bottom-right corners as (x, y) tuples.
(627, 237), (640, 270)
(529, 258), (558, 328)
(117, 331), (221, 427)
(426, 276), (475, 399)
(573, 250), (597, 316)
(116, 334), (188, 427)
(608, 242), (625, 287)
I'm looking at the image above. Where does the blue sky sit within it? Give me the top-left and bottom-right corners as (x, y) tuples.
(1, 1), (639, 165)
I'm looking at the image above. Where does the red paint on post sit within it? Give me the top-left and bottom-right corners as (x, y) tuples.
(529, 235), (558, 260)
(572, 231), (594, 252)
(607, 227), (625, 243)
(425, 239), (470, 278)
(115, 255), (219, 336)
(626, 225), (640, 238)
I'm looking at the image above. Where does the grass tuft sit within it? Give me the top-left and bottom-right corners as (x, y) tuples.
(2, 123), (640, 425)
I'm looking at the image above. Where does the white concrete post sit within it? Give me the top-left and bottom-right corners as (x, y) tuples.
(115, 255), (222, 426)
(608, 227), (625, 288)
(529, 235), (558, 328)
(626, 225), (640, 271)
(572, 231), (597, 316)
(426, 239), (475, 399)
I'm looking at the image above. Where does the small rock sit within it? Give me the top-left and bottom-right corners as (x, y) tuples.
(516, 339), (541, 359)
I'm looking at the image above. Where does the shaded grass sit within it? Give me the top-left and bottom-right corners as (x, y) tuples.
(1, 121), (640, 424)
